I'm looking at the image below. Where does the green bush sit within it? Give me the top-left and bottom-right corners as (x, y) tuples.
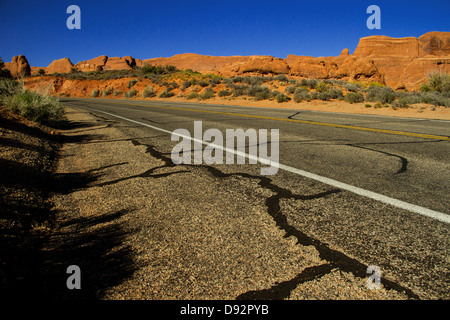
(285, 85), (297, 94)
(186, 92), (199, 100)
(328, 88), (344, 100)
(198, 80), (209, 87)
(419, 91), (450, 107)
(247, 85), (272, 101)
(231, 84), (249, 97)
(91, 88), (100, 97)
(276, 93), (291, 103)
(142, 86), (156, 98)
(124, 88), (137, 98)
(198, 88), (215, 100)
(128, 79), (138, 88)
(392, 99), (410, 109)
(316, 81), (329, 93)
(293, 87), (311, 102)
(218, 90), (232, 97)
(343, 82), (363, 92)
(159, 90), (175, 98)
(2, 88), (65, 126)
(113, 89), (121, 96)
(0, 79), (21, 98)
(426, 73), (450, 95)
(140, 64), (177, 75)
(102, 87), (113, 97)
(365, 86), (396, 104)
(344, 92), (364, 104)
(300, 79), (318, 89)
(181, 80), (192, 90)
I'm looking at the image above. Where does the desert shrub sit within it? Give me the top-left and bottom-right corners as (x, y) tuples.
(181, 80), (192, 90)
(208, 77), (222, 85)
(311, 91), (331, 101)
(420, 83), (431, 92)
(91, 88), (100, 97)
(218, 90), (232, 97)
(0, 79), (21, 98)
(0, 68), (12, 79)
(232, 76), (244, 83)
(373, 102), (383, 108)
(293, 87), (311, 102)
(37, 68), (46, 75)
(222, 78), (233, 86)
(300, 78), (318, 89)
(365, 86), (396, 104)
(140, 64), (177, 75)
(142, 86), (156, 98)
(328, 88), (344, 99)
(419, 91), (450, 107)
(392, 98), (410, 109)
(165, 65), (177, 73)
(124, 88), (137, 98)
(285, 85), (297, 94)
(128, 79), (138, 88)
(343, 82), (362, 92)
(243, 76), (264, 86)
(344, 92), (364, 104)
(186, 92), (199, 100)
(276, 93), (291, 103)
(247, 85), (273, 101)
(231, 84), (249, 97)
(426, 73), (450, 95)
(365, 104), (372, 108)
(198, 88), (215, 100)
(197, 80), (208, 88)
(159, 90), (175, 98)
(395, 92), (423, 105)
(275, 74), (288, 82)
(113, 89), (121, 96)
(315, 81), (329, 93)
(102, 87), (113, 97)
(3, 89), (65, 126)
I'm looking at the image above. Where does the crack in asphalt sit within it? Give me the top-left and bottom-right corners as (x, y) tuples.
(128, 138), (420, 300)
(346, 143), (408, 174)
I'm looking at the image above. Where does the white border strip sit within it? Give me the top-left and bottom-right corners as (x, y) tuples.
(80, 105), (450, 224)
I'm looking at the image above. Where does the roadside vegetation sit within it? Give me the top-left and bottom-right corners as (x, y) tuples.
(28, 59), (450, 109)
(0, 58), (66, 127)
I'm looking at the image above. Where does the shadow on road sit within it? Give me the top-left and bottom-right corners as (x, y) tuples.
(0, 113), (140, 300)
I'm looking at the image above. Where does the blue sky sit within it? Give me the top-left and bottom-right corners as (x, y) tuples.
(0, 0), (449, 67)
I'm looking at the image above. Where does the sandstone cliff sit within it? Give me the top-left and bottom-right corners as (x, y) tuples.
(4, 55), (31, 77)
(352, 31), (450, 89)
(46, 57), (74, 74)
(5, 31), (449, 91)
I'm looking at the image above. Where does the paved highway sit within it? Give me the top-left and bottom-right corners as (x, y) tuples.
(59, 97), (449, 299)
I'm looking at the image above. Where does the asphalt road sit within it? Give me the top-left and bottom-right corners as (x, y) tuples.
(59, 97), (449, 299)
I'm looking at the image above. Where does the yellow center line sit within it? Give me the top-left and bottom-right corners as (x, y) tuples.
(97, 100), (450, 141)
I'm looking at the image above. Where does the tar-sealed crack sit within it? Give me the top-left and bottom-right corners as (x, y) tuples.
(129, 138), (420, 300)
(346, 143), (408, 174)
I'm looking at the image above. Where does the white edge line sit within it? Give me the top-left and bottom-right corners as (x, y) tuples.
(80, 105), (450, 224)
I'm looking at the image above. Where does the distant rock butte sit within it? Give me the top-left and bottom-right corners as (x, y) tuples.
(74, 56), (144, 72)
(4, 55), (31, 77)
(6, 32), (449, 90)
(46, 57), (74, 74)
